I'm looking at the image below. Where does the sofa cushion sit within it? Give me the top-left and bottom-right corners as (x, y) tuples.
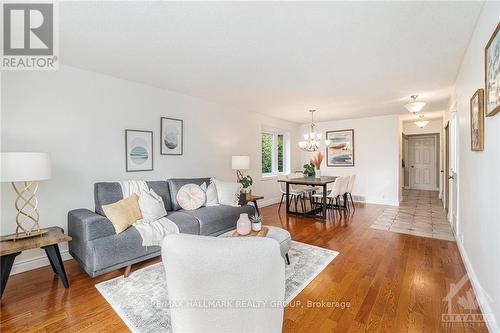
(168, 178), (211, 211)
(95, 182), (124, 216)
(146, 181), (173, 212)
(167, 211), (201, 235)
(87, 226), (159, 274)
(180, 205), (255, 236)
(102, 194), (143, 234)
(95, 181), (172, 216)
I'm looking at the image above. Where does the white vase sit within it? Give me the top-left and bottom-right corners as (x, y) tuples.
(252, 222), (262, 232)
(315, 169), (321, 178)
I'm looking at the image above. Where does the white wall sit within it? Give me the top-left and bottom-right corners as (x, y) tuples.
(300, 115), (400, 206)
(402, 119), (442, 135)
(0, 65), (301, 273)
(449, 2), (500, 331)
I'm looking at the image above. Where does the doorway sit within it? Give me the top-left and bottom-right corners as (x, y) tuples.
(444, 122), (449, 212)
(408, 135), (439, 191)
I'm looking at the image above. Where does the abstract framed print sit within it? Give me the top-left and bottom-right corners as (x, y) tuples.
(485, 22), (500, 117)
(161, 117), (183, 155)
(470, 89), (484, 151)
(326, 129), (354, 167)
(125, 129), (153, 172)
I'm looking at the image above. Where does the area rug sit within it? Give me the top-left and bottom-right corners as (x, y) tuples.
(96, 241), (338, 333)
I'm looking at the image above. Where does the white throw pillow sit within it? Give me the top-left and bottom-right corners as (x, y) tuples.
(213, 179), (242, 207)
(138, 189), (167, 222)
(201, 180), (219, 206)
(177, 184), (207, 210)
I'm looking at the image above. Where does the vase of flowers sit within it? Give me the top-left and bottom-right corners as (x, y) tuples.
(236, 213), (252, 235)
(251, 214), (263, 231)
(311, 151), (324, 178)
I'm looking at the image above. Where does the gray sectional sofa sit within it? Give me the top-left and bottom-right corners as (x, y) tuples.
(68, 178), (255, 277)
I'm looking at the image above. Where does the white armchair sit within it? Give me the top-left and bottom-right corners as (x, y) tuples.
(162, 234), (285, 333)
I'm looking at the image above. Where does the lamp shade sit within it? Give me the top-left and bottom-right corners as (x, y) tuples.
(231, 156), (250, 170)
(1, 152), (51, 182)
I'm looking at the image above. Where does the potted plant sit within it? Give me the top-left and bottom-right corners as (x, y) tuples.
(251, 214), (263, 231)
(311, 151), (324, 178)
(239, 175), (253, 199)
(303, 163), (315, 177)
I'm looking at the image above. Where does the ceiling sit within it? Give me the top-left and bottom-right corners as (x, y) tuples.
(59, 1), (483, 123)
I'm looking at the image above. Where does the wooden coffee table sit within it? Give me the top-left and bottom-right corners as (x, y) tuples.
(0, 227), (71, 299)
(230, 227), (269, 237)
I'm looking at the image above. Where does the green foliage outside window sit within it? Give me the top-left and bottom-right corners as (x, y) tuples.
(262, 133), (273, 173)
(277, 134), (284, 172)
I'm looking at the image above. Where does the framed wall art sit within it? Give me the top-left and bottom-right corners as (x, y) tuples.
(161, 117), (183, 155)
(485, 22), (500, 117)
(470, 89), (484, 151)
(326, 129), (354, 167)
(125, 129), (153, 172)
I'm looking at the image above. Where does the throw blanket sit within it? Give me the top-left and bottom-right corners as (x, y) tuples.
(119, 180), (179, 246)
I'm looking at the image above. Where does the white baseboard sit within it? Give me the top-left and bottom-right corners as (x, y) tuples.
(258, 196), (282, 208)
(10, 249), (73, 275)
(454, 234), (498, 332)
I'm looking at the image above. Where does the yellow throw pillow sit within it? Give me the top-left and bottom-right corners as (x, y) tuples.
(102, 194), (143, 234)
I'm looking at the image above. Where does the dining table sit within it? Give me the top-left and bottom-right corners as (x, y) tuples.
(277, 176), (338, 220)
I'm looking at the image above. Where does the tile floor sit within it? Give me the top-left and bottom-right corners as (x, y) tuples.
(370, 189), (455, 241)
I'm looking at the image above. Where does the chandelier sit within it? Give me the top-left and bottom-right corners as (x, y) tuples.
(414, 114), (429, 128)
(298, 110), (327, 152)
(404, 95), (426, 113)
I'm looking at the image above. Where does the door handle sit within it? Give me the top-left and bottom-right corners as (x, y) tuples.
(411, 166), (414, 168)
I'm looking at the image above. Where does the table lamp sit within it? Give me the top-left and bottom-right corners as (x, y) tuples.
(231, 156), (250, 181)
(1, 152), (51, 241)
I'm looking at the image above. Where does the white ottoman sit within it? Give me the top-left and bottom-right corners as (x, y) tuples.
(219, 226), (292, 264)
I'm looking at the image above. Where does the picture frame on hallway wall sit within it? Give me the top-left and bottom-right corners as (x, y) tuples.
(470, 89), (484, 151)
(485, 22), (500, 117)
(161, 117), (183, 155)
(125, 129), (154, 172)
(326, 129), (355, 167)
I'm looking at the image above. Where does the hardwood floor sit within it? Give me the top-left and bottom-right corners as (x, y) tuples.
(0, 199), (488, 332)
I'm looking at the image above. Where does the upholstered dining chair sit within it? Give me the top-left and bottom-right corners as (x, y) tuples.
(162, 234), (285, 333)
(312, 176), (347, 219)
(345, 175), (356, 211)
(278, 177), (305, 213)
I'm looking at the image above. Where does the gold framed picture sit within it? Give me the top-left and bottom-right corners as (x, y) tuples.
(485, 22), (500, 117)
(470, 89), (484, 151)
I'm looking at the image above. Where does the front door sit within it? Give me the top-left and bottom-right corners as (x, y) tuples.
(409, 136), (437, 191)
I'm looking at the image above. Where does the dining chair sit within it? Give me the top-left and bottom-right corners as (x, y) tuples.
(345, 175), (356, 211)
(312, 177), (345, 219)
(293, 172), (319, 207)
(278, 178), (305, 213)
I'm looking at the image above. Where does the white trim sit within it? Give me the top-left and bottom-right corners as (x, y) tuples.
(258, 196), (282, 208)
(454, 235), (498, 333)
(10, 249), (73, 275)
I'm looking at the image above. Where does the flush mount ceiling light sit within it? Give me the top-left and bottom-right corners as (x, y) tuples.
(298, 110), (328, 152)
(414, 114), (429, 128)
(404, 95), (426, 113)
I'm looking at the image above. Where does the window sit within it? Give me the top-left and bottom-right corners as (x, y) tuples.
(261, 130), (289, 176)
